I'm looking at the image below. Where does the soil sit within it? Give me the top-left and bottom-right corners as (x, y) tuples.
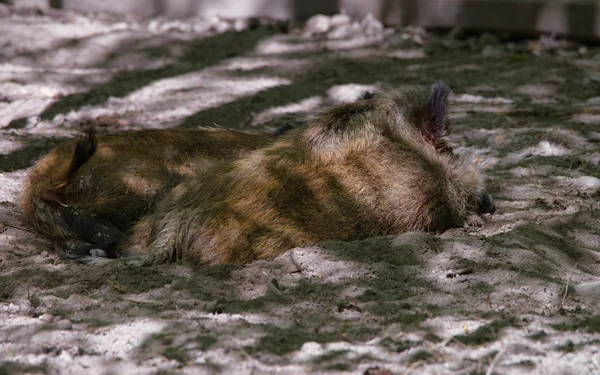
(1, 5), (600, 375)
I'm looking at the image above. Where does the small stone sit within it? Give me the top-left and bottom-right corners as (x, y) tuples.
(573, 281), (600, 297)
(585, 96), (600, 105)
(39, 86), (60, 98)
(51, 113), (65, 127)
(90, 248), (107, 257)
(481, 45), (503, 58)
(573, 176), (600, 192)
(360, 13), (384, 36)
(57, 349), (73, 361)
(56, 319), (72, 330)
(204, 300), (219, 313)
(233, 19), (248, 32)
(40, 250), (49, 258)
(329, 13), (351, 28)
(300, 341), (322, 354)
(327, 24), (355, 39)
(446, 359), (469, 371)
(265, 278), (285, 300)
(8, 303), (20, 313)
(66, 346), (84, 357)
(363, 367), (395, 375)
(304, 14), (331, 36)
(210, 17), (231, 33)
(72, 323), (89, 331)
(27, 116), (41, 127)
(39, 313), (54, 323)
(479, 32), (500, 45)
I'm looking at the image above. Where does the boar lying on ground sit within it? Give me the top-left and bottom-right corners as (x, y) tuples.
(21, 128), (276, 258)
(121, 82), (495, 266)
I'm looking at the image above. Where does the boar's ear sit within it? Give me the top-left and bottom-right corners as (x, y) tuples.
(421, 81), (450, 144)
(54, 127), (97, 193)
(68, 127), (97, 180)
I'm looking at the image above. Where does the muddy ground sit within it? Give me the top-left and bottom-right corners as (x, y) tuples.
(1, 5), (600, 375)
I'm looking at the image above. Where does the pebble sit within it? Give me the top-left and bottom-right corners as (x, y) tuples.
(482, 45), (504, 58)
(360, 13), (384, 36)
(66, 346), (84, 357)
(265, 278), (284, 300)
(446, 360), (468, 371)
(573, 176), (600, 192)
(573, 281), (600, 297)
(57, 349), (73, 361)
(304, 14), (331, 36)
(56, 319), (73, 330)
(51, 113), (65, 127)
(39, 313), (54, 322)
(327, 23), (355, 39)
(329, 13), (351, 28)
(90, 248), (107, 257)
(586, 96), (600, 105)
(72, 323), (89, 331)
(233, 19), (248, 32)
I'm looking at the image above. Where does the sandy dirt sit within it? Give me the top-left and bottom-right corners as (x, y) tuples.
(1, 5), (600, 375)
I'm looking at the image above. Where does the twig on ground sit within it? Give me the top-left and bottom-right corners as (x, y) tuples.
(560, 263), (577, 309)
(440, 336), (468, 349)
(591, 356), (600, 371)
(404, 360), (424, 375)
(2, 222), (33, 232)
(486, 348), (507, 375)
(585, 193), (599, 217)
(0, 280), (17, 299)
(440, 337), (454, 347)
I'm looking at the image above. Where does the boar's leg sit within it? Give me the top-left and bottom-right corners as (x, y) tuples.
(464, 192), (495, 229)
(477, 192), (495, 215)
(57, 205), (123, 258)
(56, 239), (105, 259)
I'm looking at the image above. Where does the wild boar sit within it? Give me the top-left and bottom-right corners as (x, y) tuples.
(21, 127), (276, 257)
(122, 82), (495, 266)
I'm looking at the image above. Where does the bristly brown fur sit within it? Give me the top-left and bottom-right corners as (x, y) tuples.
(123, 82), (494, 266)
(21, 127), (277, 255)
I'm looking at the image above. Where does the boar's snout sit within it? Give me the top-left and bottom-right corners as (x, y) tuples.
(477, 192), (495, 215)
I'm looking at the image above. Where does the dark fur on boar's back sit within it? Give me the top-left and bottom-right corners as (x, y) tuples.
(123, 82), (495, 266)
(21, 128), (276, 258)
